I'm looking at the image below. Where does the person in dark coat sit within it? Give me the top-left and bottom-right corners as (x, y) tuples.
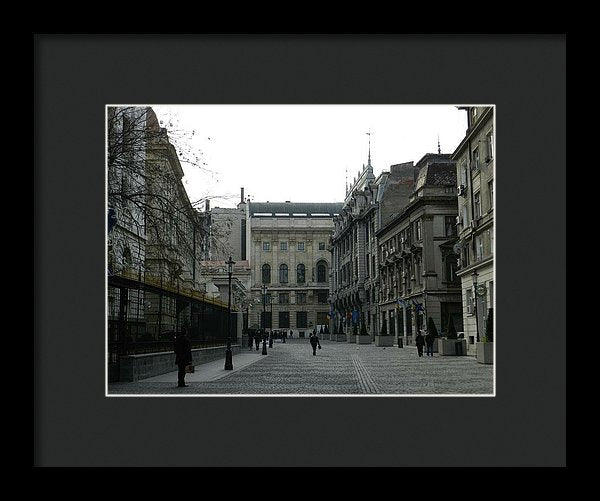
(174, 327), (193, 387)
(415, 330), (425, 357)
(425, 330), (435, 357)
(309, 331), (321, 356)
(255, 330), (261, 350)
(248, 331), (253, 350)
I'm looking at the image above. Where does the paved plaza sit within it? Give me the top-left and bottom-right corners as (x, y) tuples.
(107, 338), (494, 396)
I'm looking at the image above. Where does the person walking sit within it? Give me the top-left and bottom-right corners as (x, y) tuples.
(174, 327), (193, 387)
(425, 330), (435, 357)
(415, 330), (425, 357)
(248, 330), (253, 350)
(309, 331), (321, 356)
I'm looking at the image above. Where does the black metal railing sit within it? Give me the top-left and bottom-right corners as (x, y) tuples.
(109, 338), (231, 356)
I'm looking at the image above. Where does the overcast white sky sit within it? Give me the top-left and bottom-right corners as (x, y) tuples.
(152, 105), (469, 209)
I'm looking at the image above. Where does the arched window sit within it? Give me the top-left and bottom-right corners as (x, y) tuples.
(317, 261), (327, 283)
(262, 264), (271, 284)
(297, 264), (305, 283)
(279, 264), (288, 283)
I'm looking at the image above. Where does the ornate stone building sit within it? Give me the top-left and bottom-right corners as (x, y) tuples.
(330, 153), (418, 340)
(452, 106), (495, 353)
(247, 202), (342, 337)
(376, 153), (462, 346)
(107, 106), (211, 340)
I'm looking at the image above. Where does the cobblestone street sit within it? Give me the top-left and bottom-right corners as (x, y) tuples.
(108, 338), (494, 396)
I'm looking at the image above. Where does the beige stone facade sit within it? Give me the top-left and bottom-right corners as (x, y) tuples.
(452, 106), (495, 353)
(247, 202), (342, 336)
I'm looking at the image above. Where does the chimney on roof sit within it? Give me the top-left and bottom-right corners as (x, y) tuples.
(285, 200), (290, 203)
(205, 199), (210, 212)
(240, 187), (245, 204)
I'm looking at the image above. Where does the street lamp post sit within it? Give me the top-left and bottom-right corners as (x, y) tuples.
(261, 284), (268, 355)
(224, 256), (234, 370)
(472, 269), (480, 342)
(269, 296), (274, 348)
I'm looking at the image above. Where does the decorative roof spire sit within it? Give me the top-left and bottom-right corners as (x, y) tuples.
(366, 129), (372, 167)
(437, 133), (441, 154)
(345, 167), (348, 195)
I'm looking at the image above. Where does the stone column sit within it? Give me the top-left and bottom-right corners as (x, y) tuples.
(422, 214), (437, 290)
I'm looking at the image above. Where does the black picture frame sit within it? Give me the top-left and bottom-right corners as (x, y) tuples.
(34, 34), (566, 467)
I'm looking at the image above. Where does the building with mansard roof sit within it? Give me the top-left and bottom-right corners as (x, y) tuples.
(375, 152), (462, 347)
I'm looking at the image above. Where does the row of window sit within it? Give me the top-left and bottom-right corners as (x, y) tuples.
(262, 263), (328, 284)
(260, 291), (329, 305)
(258, 310), (330, 329)
(262, 241), (326, 251)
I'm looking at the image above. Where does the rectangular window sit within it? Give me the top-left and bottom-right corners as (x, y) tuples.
(474, 192), (481, 218)
(366, 254), (370, 277)
(445, 216), (457, 237)
(279, 311), (290, 328)
(461, 162), (468, 187)
(296, 292), (306, 304)
(279, 293), (289, 304)
(488, 180), (494, 210)
(296, 311), (308, 328)
(261, 311), (272, 328)
(472, 147), (480, 170)
(486, 130), (494, 161)
(415, 219), (422, 241)
(475, 235), (483, 261)
(317, 291), (328, 304)
(466, 289), (473, 314)
(318, 242), (325, 250)
(280, 242), (287, 251)
(297, 242), (305, 251)
(262, 242), (270, 251)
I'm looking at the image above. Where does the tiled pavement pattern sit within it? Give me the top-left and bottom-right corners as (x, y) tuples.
(107, 339), (494, 396)
(351, 354), (382, 394)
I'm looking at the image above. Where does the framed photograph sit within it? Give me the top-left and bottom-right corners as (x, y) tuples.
(35, 34), (566, 467)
